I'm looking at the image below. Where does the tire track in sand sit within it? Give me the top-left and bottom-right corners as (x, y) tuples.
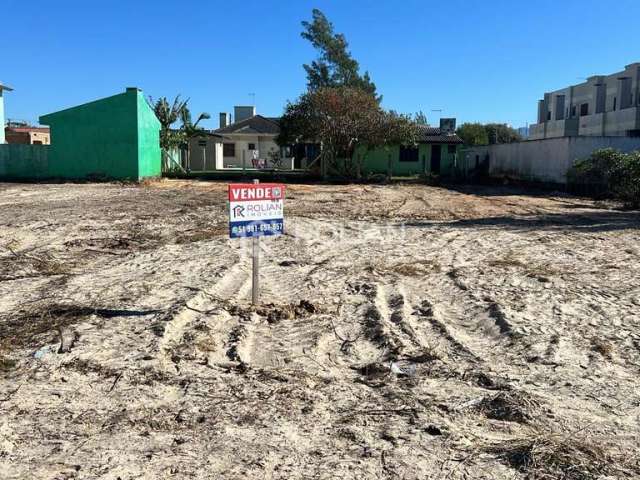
(158, 259), (251, 370)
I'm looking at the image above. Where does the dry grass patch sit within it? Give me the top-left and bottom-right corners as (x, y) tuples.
(226, 299), (321, 324)
(476, 390), (543, 423)
(382, 259), (442, 277)
(487, 257), (527, 269)
(0, 303), (161, 349)
(487, 432), (638, 480)
(1, 245), (70, 281)
(0, 304), (92, 349)
(591, 337), (614, 359)
(487, 253), (557, 281)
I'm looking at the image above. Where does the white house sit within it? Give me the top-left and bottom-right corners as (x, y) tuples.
(185, 105), (319, 172)
(213, 105), (294, 169)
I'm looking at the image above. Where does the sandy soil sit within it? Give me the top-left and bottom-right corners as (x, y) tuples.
(1, 179), (639, 479)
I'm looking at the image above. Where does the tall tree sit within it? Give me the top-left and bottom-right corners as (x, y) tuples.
(456, 122), (521, 146)
(301, 9), (379, 100)
(277, 87), (418, 178)
(484, 123), (522, 145)
(414, 111), (429, 125)
(456, 123), (489, 146)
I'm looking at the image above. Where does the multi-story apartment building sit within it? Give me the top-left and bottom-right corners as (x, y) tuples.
(530, 63), (640, 140)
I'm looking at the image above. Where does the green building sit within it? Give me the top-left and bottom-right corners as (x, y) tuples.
(357, 125), (464, 177)
(39, 87), (160, 181)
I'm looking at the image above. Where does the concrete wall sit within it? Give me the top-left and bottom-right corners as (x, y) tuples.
(462, 137), (640, 184)
(543, 118), (579, 138)
(0, 144), (50, 179)
(136, 92), (162, 178)
(40, 88), (160, 181)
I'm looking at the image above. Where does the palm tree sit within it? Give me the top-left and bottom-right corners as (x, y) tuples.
(149, 95), (188, 149)
(179, 107), (211, 172)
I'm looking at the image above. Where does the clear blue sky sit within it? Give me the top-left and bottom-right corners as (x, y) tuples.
(3, 0), (640, 129)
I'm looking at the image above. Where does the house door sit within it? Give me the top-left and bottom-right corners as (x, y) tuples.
(431, 145), (441, 174)
(293, 144), (306, 169)
(191, 139), (207, 171)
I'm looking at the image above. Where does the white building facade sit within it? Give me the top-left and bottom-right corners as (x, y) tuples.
(0, 83), (14, 144)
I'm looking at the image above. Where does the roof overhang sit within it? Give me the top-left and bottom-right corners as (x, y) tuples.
(216, 131), (278, 137)
(0, 83), (14, 92)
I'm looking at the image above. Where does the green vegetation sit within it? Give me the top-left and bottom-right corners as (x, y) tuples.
(279, 9), (420, 178)
(413, 111), (429, 125)
(568, 148), (640, 208)
(149, 96), (210, 151)
(456, 122), (521, 146)
(277, 87), (418, 178)
(150, 96), (188, 150)
(301, 9), (378, 100)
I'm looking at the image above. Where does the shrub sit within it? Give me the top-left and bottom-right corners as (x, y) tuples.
(568, 148), (640, 208)
(609, 150), (640, 208)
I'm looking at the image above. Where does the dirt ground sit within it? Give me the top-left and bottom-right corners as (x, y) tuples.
(1, 179), (639, 479)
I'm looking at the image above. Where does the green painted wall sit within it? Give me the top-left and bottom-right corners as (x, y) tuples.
(356, 143), (462, 176)
(136, 92), (162, 178)
(39, 88), (160, 181)
(0, 144), (50, 179)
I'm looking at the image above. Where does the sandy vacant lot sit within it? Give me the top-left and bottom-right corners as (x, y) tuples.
(1, 180), (639, 479)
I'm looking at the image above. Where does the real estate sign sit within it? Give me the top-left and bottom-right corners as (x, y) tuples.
(228, 183), (285, 238)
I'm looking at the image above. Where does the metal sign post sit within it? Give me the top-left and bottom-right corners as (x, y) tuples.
(228, 180), (285, 305)
(251, 179), (260, 304)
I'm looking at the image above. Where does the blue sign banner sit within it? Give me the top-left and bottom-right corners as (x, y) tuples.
(229, 219), (285, 239)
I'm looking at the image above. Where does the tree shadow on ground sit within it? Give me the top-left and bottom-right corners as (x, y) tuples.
(442, 183), (569, 198)
(403, 210), (640, 233)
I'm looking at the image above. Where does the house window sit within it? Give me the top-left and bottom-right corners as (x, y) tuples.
(198, 140), (207, 147)
(570, 105), (577, 117)
(447, 145), (456, 154)
(613, 97), (617, 111)
(223, 143), (235, 157)
(248, 143), (256, 150)
(399, 146), (419, 162)
(580, 103), (589, 116)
